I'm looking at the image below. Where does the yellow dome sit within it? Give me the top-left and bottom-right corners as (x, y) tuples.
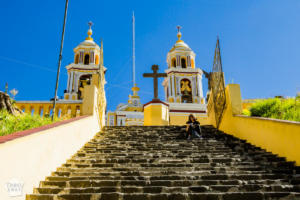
(169, 40), (192, 52)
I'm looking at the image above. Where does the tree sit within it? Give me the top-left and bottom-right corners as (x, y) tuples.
(0, 91), (22, 116)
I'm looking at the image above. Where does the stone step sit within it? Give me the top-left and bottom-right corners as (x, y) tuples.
(46, 173), (281, 181)
(27, 126), (300, 199)
(39, 176), (292, 188)
(26, 192), (300, 200)
(65, 157), (247, 164)
(61, 159), (258, 168)
(52, 170), (283, 178)
(55, 166), (276, 173)
(33, 184), (300, 195)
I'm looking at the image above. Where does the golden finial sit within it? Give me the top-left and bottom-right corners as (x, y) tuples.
(131, 83), (140, 97)
(176, 25), (182, 42)
(86, 21), (93, 41)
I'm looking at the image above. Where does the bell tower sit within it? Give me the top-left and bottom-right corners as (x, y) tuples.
(163, 26), (205, 105)
(64, 22), (104, 100)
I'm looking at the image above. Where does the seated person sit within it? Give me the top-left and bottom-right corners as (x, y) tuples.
(186, 114), (202, 139)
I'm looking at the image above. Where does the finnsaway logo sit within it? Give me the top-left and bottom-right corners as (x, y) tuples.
(5, 178), (24, 197)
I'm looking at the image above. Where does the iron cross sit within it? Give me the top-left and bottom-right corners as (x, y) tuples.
(143, 65), (167, 100)
(88, 21), (93, 29)
(177, 25), (182, 33)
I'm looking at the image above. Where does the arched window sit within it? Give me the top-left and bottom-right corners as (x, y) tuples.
(84, 54), (90, 65)
(49, 108), (53, 117)
(172, 58), (176, 67)
(39, 107), (44, 117)
(30, 107), (34, 116)
(95, 55), (99, 65)
(76, 106), (81, 117)
(181, 58), (186, 68)
(67, 106), (72, 117)
(58, 108), (62, 118)
(75, 54), (79, 64)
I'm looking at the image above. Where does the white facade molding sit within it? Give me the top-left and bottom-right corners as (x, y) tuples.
(165, 67), (203, 74)
(168, 102), (206, 111)
(66, 63), (100, 71)
(143, 102), (169, 109)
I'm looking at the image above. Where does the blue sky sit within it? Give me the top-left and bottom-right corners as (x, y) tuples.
(0, 0), (299, 111)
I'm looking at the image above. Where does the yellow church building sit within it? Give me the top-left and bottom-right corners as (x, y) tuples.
(107, 27), (208, 126)
(15, 23), (106, 120)
(163, 28), (207, 125)
(64, 23), (105, 101)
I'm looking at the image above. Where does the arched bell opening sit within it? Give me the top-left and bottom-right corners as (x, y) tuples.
(84, 54), (90, 65)
(181, 58), (187, 68)
(171, 58), (176, 68)
(78, 74), (92, 99)
(180, 78), (193, 103)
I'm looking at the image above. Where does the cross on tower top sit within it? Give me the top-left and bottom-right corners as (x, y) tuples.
(88, 21), (93, 29)
(86, 21), (93, 40)
(177, 25), (182, 33)
(176, 25), (182, 40)
(143, 65), (167, 100)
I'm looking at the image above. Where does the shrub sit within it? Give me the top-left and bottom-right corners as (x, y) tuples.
(249, 98), (300, 122)
(0, 110), (58, 136)
(242, 109), (251, 116)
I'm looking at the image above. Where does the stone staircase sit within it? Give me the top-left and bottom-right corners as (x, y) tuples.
(27, 126), (300, 200)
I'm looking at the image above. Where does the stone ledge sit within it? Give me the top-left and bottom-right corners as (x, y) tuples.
(235, 115), (300, 125)
(143, 99), (169, 108)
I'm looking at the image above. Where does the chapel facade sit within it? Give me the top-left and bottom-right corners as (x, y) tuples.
(106, 84), (144, 126)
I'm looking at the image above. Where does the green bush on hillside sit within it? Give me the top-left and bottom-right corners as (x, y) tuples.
(0, 110), (57, 136)
(249, 98), (300, 122)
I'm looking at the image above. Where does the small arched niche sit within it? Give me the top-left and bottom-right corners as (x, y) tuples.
(171, 58), (176, 68)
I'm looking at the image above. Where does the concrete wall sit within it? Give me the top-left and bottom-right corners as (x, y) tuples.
(0, 114), (100, 200)
(208, 84), (300, 165)
(0, 85), (106, 199)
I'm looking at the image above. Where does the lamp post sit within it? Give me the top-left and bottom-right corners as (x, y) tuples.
(52, 0), (69, 121)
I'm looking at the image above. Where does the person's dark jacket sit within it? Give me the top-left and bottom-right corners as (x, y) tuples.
(186, 120), (201, 135)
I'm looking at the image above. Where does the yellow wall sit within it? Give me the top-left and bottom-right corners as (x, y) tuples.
(144, 103), (169, 126)
(169, 113), (210, 125)
(208, 84), (300, 165)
